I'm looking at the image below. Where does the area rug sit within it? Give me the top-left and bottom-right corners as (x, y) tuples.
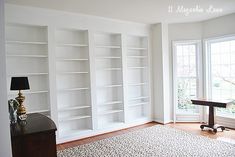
(57, 125), (235, 157)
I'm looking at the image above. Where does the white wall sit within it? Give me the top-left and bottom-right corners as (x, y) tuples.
(152, 24), (164, 122)
(0, 0), (12, 156)
(202, 13), (235, 39)
(168, 22), (202, 41)
(5, 4), (150, 36)
(152, 23), (171, 124)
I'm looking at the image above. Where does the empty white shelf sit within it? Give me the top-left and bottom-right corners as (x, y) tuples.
(57, 58), (89, 61)
(25, 90), (49, 94)
(57, 43), (88, 47)
(8, 90), (49, 95)
(96, 56), (121, 59)
(128, 82), (148, 86)
(127, 56), (147, 59)
(100, 84), (122, 88)
(98, 109), (123, 116)
(57, 71), (89, 74)
(6, 40), (48, 45)
(100, 68), (122, 71)
(58, 87), (89, 92)
(128, 102), (148, 107)
(129, 96), (149, 101)
(96, 45), (121, 49)
(127, 47), (147, 50)
(98, 101), (123, 106)
(59, 115), (91, 122)
(128, 66), (147, 69)
(8, 73), (49, 76)
(58, 105), (91, 111)
(7, 54), (48, 58)
(28, 109), (50, 114)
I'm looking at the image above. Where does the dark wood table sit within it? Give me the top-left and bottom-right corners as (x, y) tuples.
(191, 99), (233, 133)
(10, 113), (57, 157)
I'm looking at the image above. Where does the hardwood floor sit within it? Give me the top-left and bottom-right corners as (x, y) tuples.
(57, 122), (235, 150)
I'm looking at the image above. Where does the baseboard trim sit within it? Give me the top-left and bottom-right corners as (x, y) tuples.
(153, 119), (173, 124)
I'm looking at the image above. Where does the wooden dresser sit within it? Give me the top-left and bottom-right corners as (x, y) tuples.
(10, 113), (57, 157)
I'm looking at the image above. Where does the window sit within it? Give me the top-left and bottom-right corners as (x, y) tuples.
(173, 41), (202, 118)
(207, 36), (235, 118)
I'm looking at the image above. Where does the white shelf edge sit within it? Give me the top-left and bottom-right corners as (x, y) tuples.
(9, 90), (49, 95)
(99, 68), (122, 71)
(6, 40), (48, 45)
(96, 56), (121, 59)
(128, 82), (148, 86)
(127, 56), (147, 58)
(59, 115), (91, 122)
(58, 87), (89, 92)
(98, 101), (123, 106)
(127, 66), (147, 69)
(127, 47), (147, 50)
(57, 71), (89, 74)
(128, 96), (149, 101)
(28, 109), (50, 114)
(6, 54), (48, 58)
(99, 84), (123, 88)
(57, 58), (89, 61)
(8, 73), (49, 76)
(25, 90), (49, 94)
(128, 102), (149, 107)
(58, 105), (91, 111)
(95, 45), (121, 49)
(98, 109), (123, 116)
(57, 43), (88, 47)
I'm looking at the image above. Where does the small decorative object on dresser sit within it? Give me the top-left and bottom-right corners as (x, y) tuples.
(8, 99), (19, 124)
(11, 113), (57, 157)
(10, 77), (30, 120)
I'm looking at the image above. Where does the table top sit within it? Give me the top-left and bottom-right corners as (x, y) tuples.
(10, 113), (57, 137)
(191, 99), (234, 108)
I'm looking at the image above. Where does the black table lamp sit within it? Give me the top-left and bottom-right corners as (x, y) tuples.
(10, 77), (30, 116)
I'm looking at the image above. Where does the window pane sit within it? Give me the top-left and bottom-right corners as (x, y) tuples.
(210, 39), (235, 117)
(176, 43), (199, 114)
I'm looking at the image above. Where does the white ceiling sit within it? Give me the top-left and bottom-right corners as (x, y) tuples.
(6, 0), (235, 24)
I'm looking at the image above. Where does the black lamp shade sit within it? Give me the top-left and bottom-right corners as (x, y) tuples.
(10, 77), (30, 90)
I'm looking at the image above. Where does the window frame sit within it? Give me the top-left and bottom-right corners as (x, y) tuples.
(205, 35), (235, 127)
(172, 40), (203, 122)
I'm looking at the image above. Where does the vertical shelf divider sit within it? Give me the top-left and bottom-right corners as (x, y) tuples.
(121, 34), (128, 123)
(48, 25), (59, 127)
(88, 30), (98, 130)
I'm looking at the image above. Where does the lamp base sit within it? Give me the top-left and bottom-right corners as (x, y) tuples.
(16, 90), (27, 120)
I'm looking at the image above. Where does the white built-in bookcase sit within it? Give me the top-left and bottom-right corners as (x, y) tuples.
(55, 28), (92, 138)
(126, 35), (149, 121)
(94, 33), (124, 129)
(5, 23), (151, 143)
(5, 24), (51, 116)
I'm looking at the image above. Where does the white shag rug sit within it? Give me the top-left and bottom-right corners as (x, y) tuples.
(57, 125), (235, 157)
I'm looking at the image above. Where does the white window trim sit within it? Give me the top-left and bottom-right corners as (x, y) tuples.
(172, 40), (204, 123)
(204, 35), (235, 127)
